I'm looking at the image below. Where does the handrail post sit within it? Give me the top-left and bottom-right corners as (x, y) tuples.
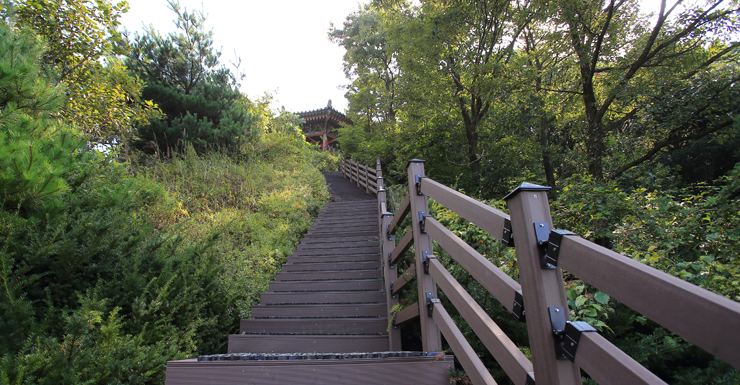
(364, 166), (370, 194)
(340, 154), (345, 178)
(356, 161), (360, 186)
(377, 158), (401, 350)
(407, 159), (442, 352)
(505, 184), (582, 385)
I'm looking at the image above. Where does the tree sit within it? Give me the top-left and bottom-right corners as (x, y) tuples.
(554, 0), (740, 180)
(127, 0), (258, 153)
(329, 6), (401, 130)
(0, 21), (81, 213)
(12, 0), (158, 144)
(381, 0), (536, 182)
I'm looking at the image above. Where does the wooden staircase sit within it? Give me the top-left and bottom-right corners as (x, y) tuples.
(164, 172), (452, 384)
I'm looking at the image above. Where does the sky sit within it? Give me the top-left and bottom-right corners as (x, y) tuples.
(118, 1), (670, 115)
(119, 0), (370, 114)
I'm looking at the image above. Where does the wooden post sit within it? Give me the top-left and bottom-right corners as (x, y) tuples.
(354, 161), (360, 188)
(406, 159), (442, 352)
(364, 164), (370, 194)
(377, 158), (401, 350)
(505, 183), (582, 385)
(340, 154), (345, 178)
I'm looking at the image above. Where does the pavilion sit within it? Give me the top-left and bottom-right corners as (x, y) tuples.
(296, 100), (352, 151)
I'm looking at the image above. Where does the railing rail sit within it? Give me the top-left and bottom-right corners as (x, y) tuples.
(338, 155), (740, 385)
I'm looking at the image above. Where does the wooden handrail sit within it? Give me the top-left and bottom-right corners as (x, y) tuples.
(392, 264), (416, 295)
(421, 177), (510, 243)
(394, 302), (419, 325)
(428, 257), (534, 385)
(389, 230), (413, 266)
(425, 217), (521, 313)
(557, 235), (740, 368)
(431, 301), (497, 384)
(575, 332), (667, 385)
(340, 155), (740, 385)
(388, 194), (410, 236)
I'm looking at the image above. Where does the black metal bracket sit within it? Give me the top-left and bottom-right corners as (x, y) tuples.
(422, 251), (432, 274)
(544, 229), (575, 267)
(511, 290), (526, 322)
(415, 175), (424, 195)
(387, 252), (395, 269)
(386, 224), (394, 241)
(534, 222), (554, 269)
(563, 321), (596, 362)
(419, 211), (431, 233)
(502, 218), (515, 247)
(548, 306), (596, 362)
(390, 281), (396, 298)
(525, 372), (536, 385)
(426, 292), (439, 317)
(549, 306), (568, 360)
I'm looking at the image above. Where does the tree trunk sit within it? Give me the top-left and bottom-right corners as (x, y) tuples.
(540, 115), (556, 189)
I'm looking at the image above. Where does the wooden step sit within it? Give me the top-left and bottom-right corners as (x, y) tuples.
(269, 279), (382, 292)
(165, 355), (454, 385)
(312, 218), (377, 225)
(308, 223), (378, 230)
(260, 291), (385, 305)
(279, 261), (380, 272)
(228, 334), (390, 353)
(276, 270), (380, 281)
(291, 248), (379, 257)
(300, 235), (377, 244)
(285, 254), (379, 264)
(251, 304), (387, 319)
(240, 318), (388, 335)
(305, 229), (376, 237)
(296, 241), (378, 250)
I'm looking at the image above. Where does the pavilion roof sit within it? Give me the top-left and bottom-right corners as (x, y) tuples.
(296, 105), (352, 126)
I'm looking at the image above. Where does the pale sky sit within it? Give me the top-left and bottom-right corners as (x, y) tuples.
(120, 0), (369, 114)
(117, 1), (676, 115)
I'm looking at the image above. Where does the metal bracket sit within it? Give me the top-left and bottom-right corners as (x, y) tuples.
(390, 281), (396, 298)
(525, 372), (536, 385)
(415, 175), (424, 195)
(562, 321), (596, 362)
(387, 252), (395, 268)
(548, 306), (596, 361)
(544, 230), (575, 267)
(422, 251), (432, 274)
(549, 306), (568, 360)
(534, 222), (554, 269)
(426, 292), (439, 317)
(386, 224), (394, 241)
(502, 218), (515, 247)
(511, 290), (526, 322)
(419, 211), (431, 233)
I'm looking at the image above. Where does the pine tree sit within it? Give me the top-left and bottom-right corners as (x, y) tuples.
(0, 21), (81, 214)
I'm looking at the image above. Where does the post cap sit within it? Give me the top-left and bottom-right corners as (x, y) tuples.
(406, 159), (425, 168)
(503, 182), (552, 201)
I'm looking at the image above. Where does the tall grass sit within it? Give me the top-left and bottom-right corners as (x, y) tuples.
(137, 132), (335, 317)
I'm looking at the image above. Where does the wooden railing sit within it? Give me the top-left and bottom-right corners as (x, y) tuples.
(340, 155), (379, 195)
(340, 156), (740, 385)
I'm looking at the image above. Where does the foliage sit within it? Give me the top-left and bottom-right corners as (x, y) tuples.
(0, 22), (81, 213)
(336, 1), (740, 197)
(0, 16), (333, 383)
(11, 0), (159, 143)
(128, 0), (254, 153)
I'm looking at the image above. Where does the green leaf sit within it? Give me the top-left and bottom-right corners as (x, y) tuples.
(575, 296), (587, 307)
(594, 292), (610, 305)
